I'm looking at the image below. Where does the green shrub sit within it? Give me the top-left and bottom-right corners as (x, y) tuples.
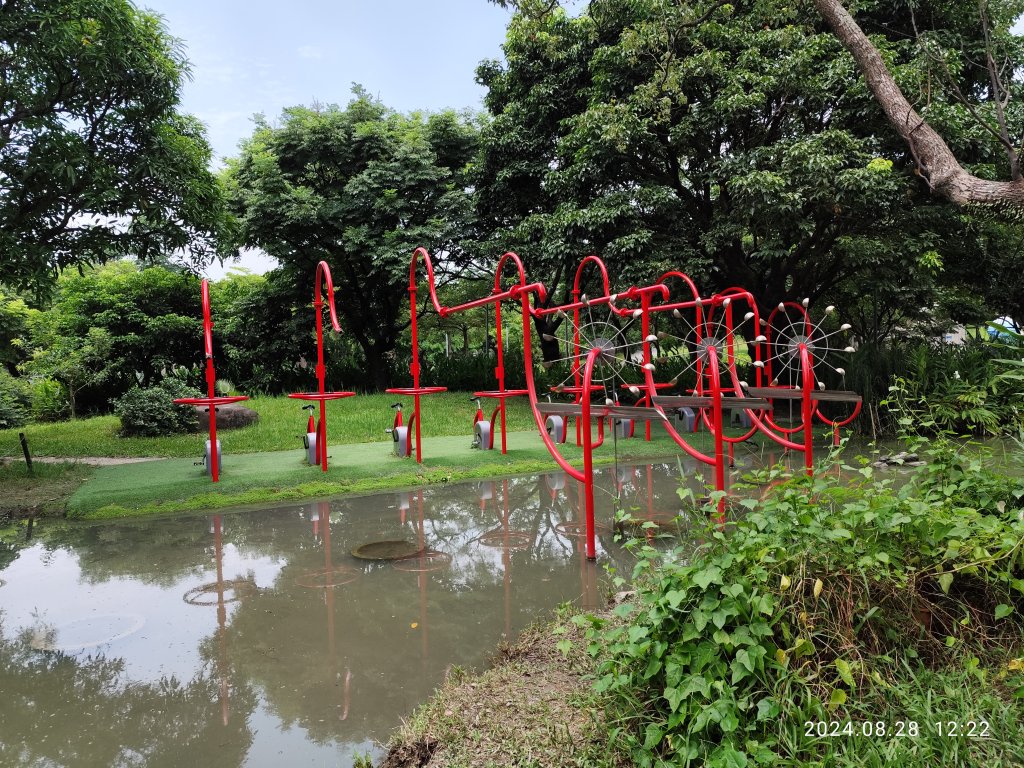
(583, 442), (1024, 767)
(29, 376), (68, 422)
(0, 371), (29, 429)
(114, 378), (201, 437)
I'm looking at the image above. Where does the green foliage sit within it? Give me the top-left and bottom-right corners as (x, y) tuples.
(883, 335), (1024, 436)
(476, 0), (1015, 318)
(29, 377), (68, 423)
(210, 271), (312, 394)
(21, 262), (203, 413)
(0, 0), (233, 296)
(0, 371), (30, 429)
(113, 379), (200, 437)
(588, 442), (1024, 766)
(0, 288), (35, 375)
(224, 88), (480, 389)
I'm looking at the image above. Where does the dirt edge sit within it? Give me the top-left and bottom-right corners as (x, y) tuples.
(379, 598), (631, 768)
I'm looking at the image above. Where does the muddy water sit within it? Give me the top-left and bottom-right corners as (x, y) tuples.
(0, 456), (758, 768)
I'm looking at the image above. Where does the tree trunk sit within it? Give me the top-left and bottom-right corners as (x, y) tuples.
(532, 314), (562, 362)
(814, 0), (1024, 207)
(363, 343), (393, 391)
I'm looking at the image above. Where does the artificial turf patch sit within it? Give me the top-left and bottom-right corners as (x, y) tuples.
(68, 429), (735, 518)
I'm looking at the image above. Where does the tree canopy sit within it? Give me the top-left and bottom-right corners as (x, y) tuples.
(0, 0), (232, 295)
(224, 89), (480, 388)
(475, 0), (1024, 323)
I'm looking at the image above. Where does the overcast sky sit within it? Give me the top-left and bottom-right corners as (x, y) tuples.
(137, 1), (516, 277)
(142, 0), (514, 162)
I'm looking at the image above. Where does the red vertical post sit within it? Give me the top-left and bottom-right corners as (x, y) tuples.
(709, 351), (726, 524)
(494, 294), (508, 454)
(801, 345), (814, 475)
(314, 286), (329, 472)
(202, 281), (221, 483)
(581, 348), (602, 560)
(408, 277), (424, 463)
(641, 293), (653, 441)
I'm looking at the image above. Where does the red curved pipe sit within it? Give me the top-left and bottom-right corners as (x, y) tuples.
(580, 347), (602, 560)
(313, 260), (342, 471)
(177, 279), (249, 482)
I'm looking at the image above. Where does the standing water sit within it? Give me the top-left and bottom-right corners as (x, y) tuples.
(0, 459), (734, 767)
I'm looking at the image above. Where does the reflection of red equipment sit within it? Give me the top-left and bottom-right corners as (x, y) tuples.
(288, 261), (357, 472)
(318, 500), (353, 721)
(214, 515), (229, 726)
(174, 280), (249, 482)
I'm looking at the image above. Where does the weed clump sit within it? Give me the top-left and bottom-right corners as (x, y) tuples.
(585, 440), (1024, 766)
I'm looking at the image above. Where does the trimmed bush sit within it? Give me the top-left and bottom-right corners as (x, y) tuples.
(114, 379), (201, 437)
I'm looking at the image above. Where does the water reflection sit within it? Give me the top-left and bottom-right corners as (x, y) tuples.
(0, 459), (728, 767)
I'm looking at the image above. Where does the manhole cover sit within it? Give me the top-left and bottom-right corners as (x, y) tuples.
(351, 540), (423, 561)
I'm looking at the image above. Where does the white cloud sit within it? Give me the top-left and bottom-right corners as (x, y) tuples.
(297, 45), (323, 60)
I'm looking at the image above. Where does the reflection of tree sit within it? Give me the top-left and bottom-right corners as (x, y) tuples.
(0, 617), (256, 767)
(0, 537), (17, 574)
(35, 510), (314, 587)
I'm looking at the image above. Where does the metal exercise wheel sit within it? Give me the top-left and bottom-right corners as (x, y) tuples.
(762, 300), (855, 390)
(474, 419), (492, 451)
(545, 413), (566, 443)
(204, 440), (222, 478)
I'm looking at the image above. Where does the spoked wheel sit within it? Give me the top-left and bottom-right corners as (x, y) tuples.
(763, 300), (854, 390)
(645, 296), (752, 396)
(540, 299), (650, 399)
(760, 300), (861, 450)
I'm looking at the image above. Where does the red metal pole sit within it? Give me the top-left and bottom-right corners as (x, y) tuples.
(800, 345), (814, 475)
(314, 285), (328, 471)
(708, 350), (726, 523)
(494, 295), (509, 454)
(201, 281), (221, 482)
(581, 347), (602, 561)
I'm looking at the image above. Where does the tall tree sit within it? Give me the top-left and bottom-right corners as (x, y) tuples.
(476, 0), (1019, 328)
(815, 0), (1024, 207)
(224, 89), (479, 389)
(0, 0), (233, 295)
(23, 262), (203, 413)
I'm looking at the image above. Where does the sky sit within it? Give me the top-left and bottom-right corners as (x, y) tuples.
(137, 0), (517, 277)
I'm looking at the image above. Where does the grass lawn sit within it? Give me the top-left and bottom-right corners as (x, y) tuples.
(67, 427), (740, 519)
(0, 393), (542, 459)
(0, 392), (776, 519)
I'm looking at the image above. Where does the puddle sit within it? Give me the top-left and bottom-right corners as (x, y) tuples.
(0, 453), (784, 766)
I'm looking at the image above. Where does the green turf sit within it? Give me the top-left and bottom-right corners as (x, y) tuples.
(0, 393), (542, 459)
(67, 428), (745, 519)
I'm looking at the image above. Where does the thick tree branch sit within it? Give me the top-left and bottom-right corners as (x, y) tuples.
(814, 0), (1024, 206)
